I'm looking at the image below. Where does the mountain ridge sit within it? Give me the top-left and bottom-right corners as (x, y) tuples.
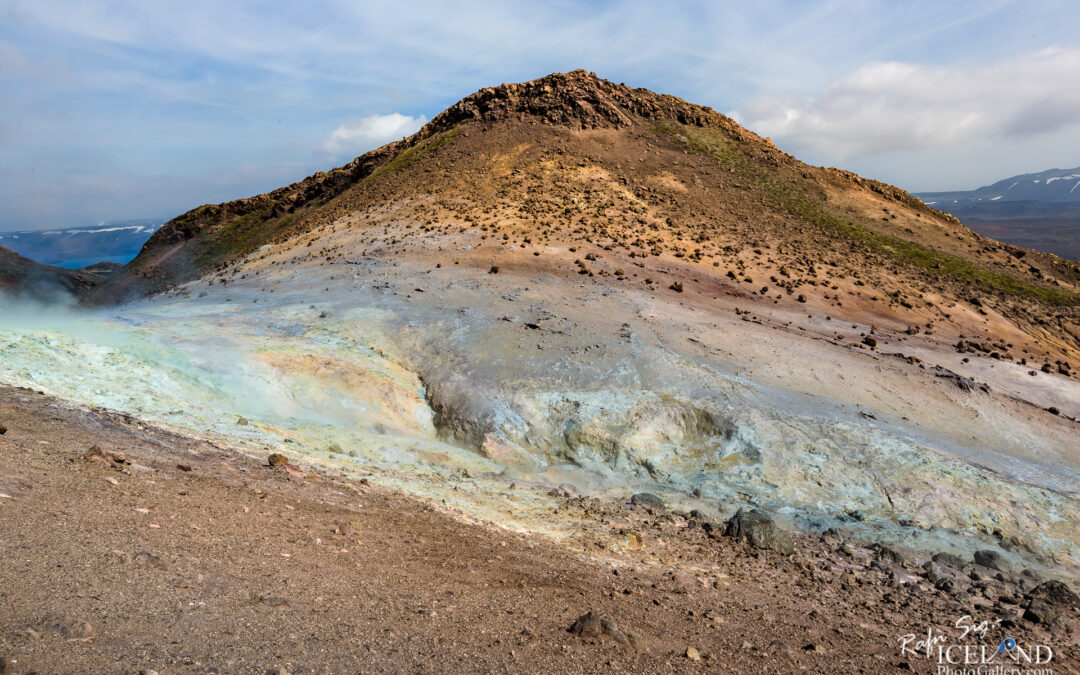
(919, 165), (1080, 206)
(917, 167), (1080, 262)
(0, 219), (163, 269)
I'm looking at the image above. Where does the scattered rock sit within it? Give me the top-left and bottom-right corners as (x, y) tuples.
(874, 544), (908, 566)
(57, 619), (94, 642)
(669, 281), (683, 293)
(176, 464), (192, 472)
(489, 265), (500, 274)
(257, 595), (290, 609)
(106, 450), (126, 464)
(0, 424), (7, 435)
(328, 443), (343, 454)
(685, 646), (702, 661)
(862, 336), (877, 349)
(630, 492), (665, 510)
(284, 464), (305, 477)
(724, 509), (795, 556)
(134, 551), (168, 570)
(268, 453), (289, 467)
(934, 578), (957, 593)
(973, 549), (1011, 572)
(568, 611), (646, 650)
(83, 446), (108, 463)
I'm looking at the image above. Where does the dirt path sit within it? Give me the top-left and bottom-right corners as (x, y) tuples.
(0, 385), (1076, 673)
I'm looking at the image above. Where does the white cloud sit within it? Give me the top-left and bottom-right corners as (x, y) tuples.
(734, 47), (1080, 160)
(321, 113), (426, 157)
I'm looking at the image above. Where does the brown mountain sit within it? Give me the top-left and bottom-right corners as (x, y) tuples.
(0, 245), (103, 301)
(94, 69), (1080, 367)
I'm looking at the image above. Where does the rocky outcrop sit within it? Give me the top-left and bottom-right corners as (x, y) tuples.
(424, 69), (753, 137)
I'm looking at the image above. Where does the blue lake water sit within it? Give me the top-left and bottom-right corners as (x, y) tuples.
(53, 254), (137, 269)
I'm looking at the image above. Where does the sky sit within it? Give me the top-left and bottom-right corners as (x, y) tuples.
(2, 1), (1080, 230)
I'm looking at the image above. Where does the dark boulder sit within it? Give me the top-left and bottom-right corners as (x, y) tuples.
(568, 611), (647, 650)
(1023, 580), (1079, 626)
(630, 493), (665, 510)
(973, 549), (1011, 572)
(724, 508), (795, 556)
(932, 552), (967, 568)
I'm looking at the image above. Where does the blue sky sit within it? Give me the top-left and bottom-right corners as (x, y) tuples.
(2, 1), (1080, 230)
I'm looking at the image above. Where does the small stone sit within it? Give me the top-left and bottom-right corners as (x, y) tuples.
(176, 464), (192, 472)
(685, 646), (702, 661)
(237, 417), (249, 426)
(106, 450), (126, 463)
(489, 265), (500, 274)
(862, 336), (877, 348)
(328, 443), (343, 454)
(134, 551), (168, 570)
(258, 595), (290, 609)
(630, 492), (665, 510)
(0, 424), (7, 435)
(935, 578), (957, 594)
(874, 544), (908, 566)
(59, 619), (94, 642)
(140, 670), (159, 675)
(268, 453), (289, 467)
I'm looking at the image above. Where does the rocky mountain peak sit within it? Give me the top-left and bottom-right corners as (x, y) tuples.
(420, 69), (746, 136)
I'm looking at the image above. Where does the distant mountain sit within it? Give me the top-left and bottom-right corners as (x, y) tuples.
(916, 168), (1080, 262)
(0, 219), (163, 270)
(919, 166), (1080, 207)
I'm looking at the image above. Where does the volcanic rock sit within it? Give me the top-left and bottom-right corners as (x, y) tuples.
(724, 509), (795, 556)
